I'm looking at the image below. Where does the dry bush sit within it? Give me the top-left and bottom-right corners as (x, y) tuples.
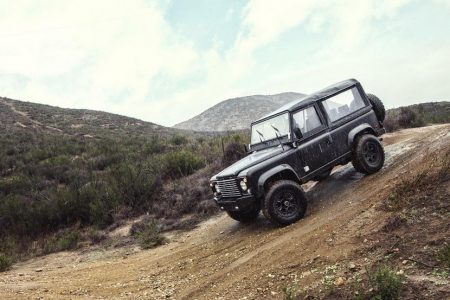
(0, 252), (13, 272)
(222, 142), (247, 166)
(130, 216), (165, 249)
(154, 163), (221, 229)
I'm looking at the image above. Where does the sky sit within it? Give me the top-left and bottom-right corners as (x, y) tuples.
(1, 0), (449, 127)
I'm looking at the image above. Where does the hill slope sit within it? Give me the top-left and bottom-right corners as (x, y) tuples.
(1, 124), (448, 299)
(173, 92), (305, 132)
(0, 97), (226, 260)
(0, 97), (181, 138)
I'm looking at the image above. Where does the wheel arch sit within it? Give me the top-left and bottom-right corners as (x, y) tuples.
(348, 123), (376, 148)
(257, 165), (300, 198)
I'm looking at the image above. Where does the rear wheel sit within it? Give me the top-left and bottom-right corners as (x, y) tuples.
(367, 93), (385, 122)
(263, 180), (307, 226)
(352, 134), (385, 174)
(227, 206), (260, 223)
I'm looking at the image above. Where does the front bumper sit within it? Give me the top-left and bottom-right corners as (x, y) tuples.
(214, 194), (256, 212)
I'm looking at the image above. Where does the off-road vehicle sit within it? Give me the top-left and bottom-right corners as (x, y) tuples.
(210, 79), (386, 226)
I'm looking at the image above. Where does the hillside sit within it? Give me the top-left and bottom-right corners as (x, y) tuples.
(173, 92), (305, 132)
(0, 97), (236, 262)
(0, 97), (181, 138)
(1, 124), (448, 299)
(384, 101), (450, 131)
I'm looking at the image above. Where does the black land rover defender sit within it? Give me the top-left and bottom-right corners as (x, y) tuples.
(210, 79), (386, 226)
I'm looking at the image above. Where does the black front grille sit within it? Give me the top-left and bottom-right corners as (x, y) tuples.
(216, 179), (241, 198)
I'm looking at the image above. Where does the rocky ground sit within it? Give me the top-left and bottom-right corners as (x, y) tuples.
(1, 124), (449, 299)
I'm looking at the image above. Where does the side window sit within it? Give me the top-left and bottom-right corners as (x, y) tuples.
(322, 87), (365, 122)
(293, 106), (322, 135)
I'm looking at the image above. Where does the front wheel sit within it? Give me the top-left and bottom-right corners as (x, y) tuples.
(352, 134), (385, 174)
(263, 180), (307, 226)
(227, 206), (260, 223)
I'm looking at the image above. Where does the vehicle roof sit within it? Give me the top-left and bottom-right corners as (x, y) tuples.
(254, 78), (360, 123)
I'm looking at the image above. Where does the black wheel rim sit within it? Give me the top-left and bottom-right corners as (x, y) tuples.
(273, 189), (300, 219)
(362, 140), (381, 167)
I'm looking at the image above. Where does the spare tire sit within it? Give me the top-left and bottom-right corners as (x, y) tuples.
(367, 93), (385, 122)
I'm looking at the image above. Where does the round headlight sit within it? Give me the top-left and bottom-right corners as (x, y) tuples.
(215, 184), (221, 193)
(239, 180), (248, 191)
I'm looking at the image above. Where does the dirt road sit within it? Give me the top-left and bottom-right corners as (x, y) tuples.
(1, 124), (449, 299)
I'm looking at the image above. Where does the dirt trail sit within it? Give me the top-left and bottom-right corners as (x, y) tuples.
(1, 124), (449, 299)
(1, 99), (63, 132)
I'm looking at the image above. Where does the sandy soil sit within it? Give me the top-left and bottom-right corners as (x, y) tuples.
(1, 124), (449, 300)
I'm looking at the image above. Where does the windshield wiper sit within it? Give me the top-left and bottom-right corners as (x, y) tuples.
(256, 129), (265, 143)
(271, 124), (285, 151)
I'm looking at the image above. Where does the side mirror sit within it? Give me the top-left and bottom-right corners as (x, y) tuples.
(294, 127), (303, 140)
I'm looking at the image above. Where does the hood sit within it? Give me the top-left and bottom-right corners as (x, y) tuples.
(213, 146), (284, 179)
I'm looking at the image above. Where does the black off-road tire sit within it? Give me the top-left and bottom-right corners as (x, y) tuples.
(263, 180), (307, 226)
(227, 206), (260, 223)
(352, 134), (385, 174)
(313, 168), (332, 182)
(367, 93), (385, 122)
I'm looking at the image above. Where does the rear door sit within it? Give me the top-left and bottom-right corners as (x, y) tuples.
(292, 104), (335, 177)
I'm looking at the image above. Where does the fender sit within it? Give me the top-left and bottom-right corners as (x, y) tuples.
(257, 164), (300, 198)
(348, 123), (375, 147)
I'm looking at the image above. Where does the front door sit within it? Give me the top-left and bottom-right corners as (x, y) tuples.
(292, 105), (335, 177)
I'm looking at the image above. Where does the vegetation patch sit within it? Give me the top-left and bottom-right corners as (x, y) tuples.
(130, 216), (166, 249)
(222, 142), (247, 166)
(436, 243), (450, 269)
(43, 230), (80, 254)
(368, 266), (404, 300)
(162, 150), (205, 178)
(384, 102), (450, 132)
(0, 252), (13, 272)
(384, 148), (450, 211)
(281, 284), (298, 300)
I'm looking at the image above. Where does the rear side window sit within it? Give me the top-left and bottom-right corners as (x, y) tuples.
(322, 87), (365, 122)
(293, 106), (322, 135)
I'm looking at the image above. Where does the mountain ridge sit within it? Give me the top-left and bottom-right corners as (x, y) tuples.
(173, 92), (305, 132)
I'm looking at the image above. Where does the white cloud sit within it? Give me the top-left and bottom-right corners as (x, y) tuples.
(0, 0), (449, 127)
(0, 0), (198, 122)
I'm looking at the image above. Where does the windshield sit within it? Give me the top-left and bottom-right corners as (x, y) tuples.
(250, 113), (290, 145)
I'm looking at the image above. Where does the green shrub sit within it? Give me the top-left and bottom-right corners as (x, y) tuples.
(109, 161), (161, 208)
(384, 107), (425, 132)
(169, 135), (188, 146)
(130, 217), (165, 249)
(0, 175), (30, 195)
(437, 243), (450, 268)
(371, 266), (403, 300)
(0, 252), (13, 272)
(43, 230), (80, 254)
(281, 284), (298, 300)
(87, 229), (107, 244)
(163, 150), (205, 178)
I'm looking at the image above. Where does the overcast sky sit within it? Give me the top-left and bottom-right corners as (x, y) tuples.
(1, 0), (449, 126)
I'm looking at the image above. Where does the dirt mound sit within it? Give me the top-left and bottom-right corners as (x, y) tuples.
(1, 124), (449, 299)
